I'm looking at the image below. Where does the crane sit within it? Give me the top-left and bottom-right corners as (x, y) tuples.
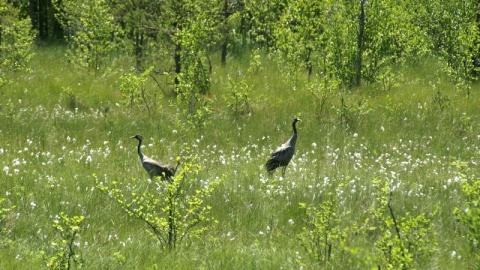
(265, 118), (301, 177)
(131, 135), (178, 181)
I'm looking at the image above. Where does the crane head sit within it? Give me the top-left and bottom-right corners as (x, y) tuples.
(131, 134), (143, 141)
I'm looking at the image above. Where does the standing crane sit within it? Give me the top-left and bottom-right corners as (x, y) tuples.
(265, 118), (301, 177)
(131, 135), (178, 181)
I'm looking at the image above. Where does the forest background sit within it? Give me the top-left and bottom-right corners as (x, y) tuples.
(1, 0), (480, 269)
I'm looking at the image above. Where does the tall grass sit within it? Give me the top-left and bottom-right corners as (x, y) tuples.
(0, 46), (479, 269)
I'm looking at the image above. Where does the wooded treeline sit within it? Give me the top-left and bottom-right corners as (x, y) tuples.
(2, 0), (480, 93)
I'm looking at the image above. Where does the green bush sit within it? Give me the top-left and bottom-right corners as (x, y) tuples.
(454, 179), (480, 261)
(96, 155), (224, 250)
(45, 212), (85, 270)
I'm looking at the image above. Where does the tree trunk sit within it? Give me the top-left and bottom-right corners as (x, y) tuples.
(52, 9), (63, 41)
(477, 0), (480, 29)
(174, 42), (181, 86)
(168, 200), (175, 250)
(221, 40), (227, 66)
(306, 47), (313, 78)
(135, 31), (144, 71)
(30, 0), (63, 41)
(355, 0), (366, 87)
(29, 0), (38, 38)
(221, 0), (230, 66)
(475, 0), (480, 75)
(38, 0), (49, 40)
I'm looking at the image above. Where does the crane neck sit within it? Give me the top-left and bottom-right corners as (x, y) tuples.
(136, 139), (144, 160)
(289, 121), (298, 146)
(292, 121), (298, 134)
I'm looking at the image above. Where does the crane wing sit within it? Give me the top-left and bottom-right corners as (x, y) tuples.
(270, 142), (295, 166)
(143, 156), (164, 167)
(271, 143), (290, 158)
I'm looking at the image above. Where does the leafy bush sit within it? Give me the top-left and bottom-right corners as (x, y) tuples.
(53, 0), (121, 75)
(454, 178), (480, 261)
(174, 56), (213, 129)
(120, 66), (155, 113)
(367, 178), (438, 270)
(224, 75), (251, 119)
(0, 198), (15, 247)
(45, 212), (85, 270)
(62, 87), (85, 113)
(334, 95), (371, 130)
(298, 195), (347, 265)
(96, 155), (224, 250)
(0, 1), (35, 86)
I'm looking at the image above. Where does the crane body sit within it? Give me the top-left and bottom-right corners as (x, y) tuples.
(131, 135), (177, 181)
(266, 118), (300, 176)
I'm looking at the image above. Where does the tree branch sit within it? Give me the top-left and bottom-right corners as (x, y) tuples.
(387, 191), (406, 258)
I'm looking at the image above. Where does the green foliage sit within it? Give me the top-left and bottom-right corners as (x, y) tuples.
(431, 84), (450, 111)
(243, 0), (285, 47)
(174, 56), (213, 129)
(362, 0), (429, 83)
(174, 79), (213, 129)
(0, 197), (15, 246)
(274, 0), (351, 85)
(307, 75), (338, 119)
(367, 178), (438, 270)
(1, 99), (15, 118)
(4, 3), (480, 266)
(333, 95), (371, 130)
(62, 86), (85, 113)
(453, 161), (480, 261)
(96, 155), (224, 250)
(224, 75), (251, 119)
(0, 0), (35, 86)
(222, 48), (260, 119)
(273, 0), (432, 88)
(169, 0), (221, 129)
(120, 66), (155, 112)
(298, 195), (347, 265)
(457, 113), (473, 136)
(45, 212), (85, 270)
(110, 0), (167, 70)
(424, 0), (480, 96)
(53, 0), (121, 75)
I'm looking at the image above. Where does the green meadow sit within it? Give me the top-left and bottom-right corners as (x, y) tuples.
(1, 46), (479, 269)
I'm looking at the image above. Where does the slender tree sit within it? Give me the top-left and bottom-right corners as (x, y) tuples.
(53, 0), (121, 75)
(420, 0), (479, 95)
(355, 0), (366, 86)
(0, 0), (35, 86)
(220, 0), (232, 65)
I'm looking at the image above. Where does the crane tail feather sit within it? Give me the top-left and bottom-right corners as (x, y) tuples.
(265, 159), (280, 174)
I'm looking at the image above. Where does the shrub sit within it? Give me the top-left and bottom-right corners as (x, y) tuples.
(45, 212), (85, 270)
(96, 155), (224, 250)
(367, 178), (438, 270)
(0, 198), (15, 247)
(298, 195), (347, 265)
(454, 178), (480, 261)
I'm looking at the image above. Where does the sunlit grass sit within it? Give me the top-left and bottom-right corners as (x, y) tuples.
(0, 47), (479, 269)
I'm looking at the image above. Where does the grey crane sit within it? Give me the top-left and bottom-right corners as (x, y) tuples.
(265, 118), (301, 176)
(131, 135), (178, 181)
